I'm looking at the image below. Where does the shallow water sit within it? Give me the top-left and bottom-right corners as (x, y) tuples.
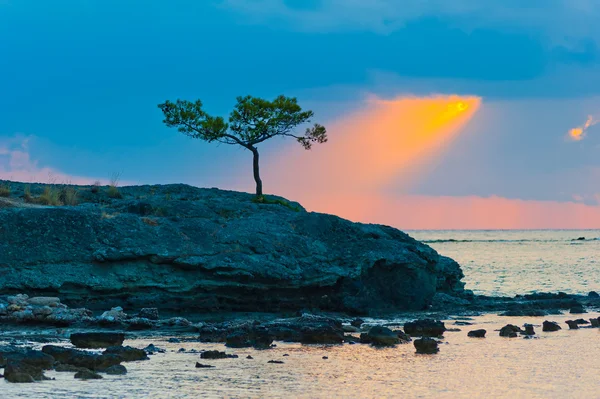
(3, 312), (600, 398)
(409, 229), (600, 296)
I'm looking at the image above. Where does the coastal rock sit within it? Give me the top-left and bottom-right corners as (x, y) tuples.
(138, 308), (160, 320)
(522, 324), (535, 336)
(0, 184), (464, 314)
(359, 326), (401, 346)
(27, 297), (60, 307)
(127, 317), (155, 330)
(414, 338), (439, 354)
(569, 304), (586, 314)
(404, 319), (446, 337)
(195, 362), (215, 368)
(70, 332), (125, 349)
(565, 320), (579, 329)
(0, 349), (54, 369)
(499, 325), (522, 337)
(467, 329), (486, 338)
(200, 350), (236, 359)
(590, 318), (600, 328)
(103, 346), (148, 362)
(542, 321), (561, 332)
(74, 369), (103, 380)
(41, 345), (122, 371)
(105, 365), (128, 375)
(588, 291), (600, 298)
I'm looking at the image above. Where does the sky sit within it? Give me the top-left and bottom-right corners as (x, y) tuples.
(1, 0), (600, 229)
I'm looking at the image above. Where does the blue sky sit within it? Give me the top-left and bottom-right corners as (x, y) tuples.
(1, 0), (600, 222)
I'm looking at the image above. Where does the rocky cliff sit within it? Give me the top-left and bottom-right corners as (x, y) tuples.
(0, 181), (464, 314)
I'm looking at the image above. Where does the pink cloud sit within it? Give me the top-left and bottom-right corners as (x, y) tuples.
(0, 135), (100, 184)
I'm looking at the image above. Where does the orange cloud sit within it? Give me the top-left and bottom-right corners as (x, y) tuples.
(568, 115), (598, 141)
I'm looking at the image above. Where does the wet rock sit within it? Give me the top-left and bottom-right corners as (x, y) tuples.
(499, 325), (522, 337)
(360, 326), (400, 346)
(565, 320), (579, 329)
(342, 325), (360, 333)
(394, 330), (411, 342)
(268, 360), (284, 364)
(7, 294), (29, 306)
(55, 363), (85, 372)
(350, 318), (364, 328)
(74, 369), (103, 380)
(167, 317), (191, 327)
(569, 304), (586, 314)
(4, 361), (48, 383)
(500, 309), (547, 317)
(27, 297), (60, 307)
(574, 319), (589, 325)
(590, 318), (600, 328)
(195, 362), (215, 368)
(138, 308), (159, 320)
(103, 346), (149, 362)
(42, 345), (122, 371)
(105, 365), (128, 375)
(127, 317), (155, 330)
(268, 314), (344, 344)
(168, 338), (181, 343)
(588, 291), (600, 298)
(71, 332), (125, 349)
(99, 307), (128, 324)
(454, 321), (473, 326)
(542, 321), (561, 332)
(414, 338), (439, 354)
(467, 329), (486, 338)
(404, 319), (446, 337)
(143, 344), (165, 354)
(322, 356), (328, 359)
(225, 329), (273, 349)
(246, 355), (253, 359)
(522, 324), (535, 336)
(0, 349), (54, 369)
(200, 350), (236, 359)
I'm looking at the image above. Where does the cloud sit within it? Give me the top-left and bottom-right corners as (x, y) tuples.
(221, 0), (600, 43)
(568, 115), (599, 141)
(0, 135), (100, 184)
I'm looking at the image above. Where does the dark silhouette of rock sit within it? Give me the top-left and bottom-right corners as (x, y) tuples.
(195, 363), (215, 368)
(351, 318), (364, 328)
(499, 325), (522, 337)
(565, 320), (579, 329)
(103, 346), (148, 362)
(588, 291), (599, 298)
(522, 324), (535, 336)
(404, 319), (446, 337)
(55, 363), (85, 372)
(268, 360), (284, 364)
(41, 345), (122, 371)
(569, 304), (586, 314)
(0, 184), (464, 314)
(0, 349), (54, 370)
(360, 326), (400, 346)
(105, 365), (128, 375)
(200, 350), (236, 359)
(590, 318), (600, 328)
(467, 329), (486, 338)
(414, 338), (439, 354)
(542, 321), (561, 332)
(70, 332), (125, 349)
(246, 355), (253, 359)
(74, 369), (102, 379)
(574, 319), (589, 325)
(138, 308), (159, 320)
(3, 361), (49, 383)
(322, 356), (328, 359)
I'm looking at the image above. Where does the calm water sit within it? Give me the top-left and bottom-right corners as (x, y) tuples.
(2, 229), (600, 398)
(409, 229), (600, 297)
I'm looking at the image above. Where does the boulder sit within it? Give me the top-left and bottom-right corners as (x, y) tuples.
(350, 318), (364, 328)
(103, 346), (148, 362)
(565, 320), (579, 329)
(4, 361), (48, 383)
(195, 363), (215, 368)
(126, 317), (154, 330)
(42, 345), (122, 371)
(404, 319), (446, 337)
(467, 329), (486, 338)
(522, 324), (535, 336)
(104, 365), (128, 375)
(588, 291), (600, 298)
(360, 326), (400, 346)
(0, 349), (54, 369)
(27, 297), (60, 307)
(70, 332), (125, 349)
(542, 321), (561, 332)
(74, 369), (103, 380)
(200, 350), (236, 359)
(569, 304), (586, 314)
(590, 318), (600, 328)
(138, 308), (159, 320)
(499, 325), (522, 337)
(414, 338), (439, 354)
(0, 184), (464, 314)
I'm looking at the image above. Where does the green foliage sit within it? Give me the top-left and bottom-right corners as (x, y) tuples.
(91, 180), (101, 194)
(252, 195), (302, 212)
(0, 183), (10, 197)
(59, 185), (79, 206)
(108, 172), (123, 199)
(23, 185), (32, 202)
(38, 186), (61, 206)
(158, 95), (327, 149)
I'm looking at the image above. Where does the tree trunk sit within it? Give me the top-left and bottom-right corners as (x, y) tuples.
(251, 147), (263, 197)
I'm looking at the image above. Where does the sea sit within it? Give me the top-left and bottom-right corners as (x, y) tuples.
(2, 229), (600, 399)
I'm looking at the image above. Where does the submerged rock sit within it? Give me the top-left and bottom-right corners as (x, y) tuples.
(499, 325), (522, 337)
(404, 319), (446, 337)
(42, 345), (122, 371)
(569, 304), (586, 314)
(105, 365), (128, 375)
(74, 369), (103, 380)
(200, 350), (236, 360)
(0, 184), (464, 314)
(565, 320), (579, 330)
(414, 338), (439, 354)
(360, 326), (401, 346)
(522, 324), (535, 336)
(103, 346), (148, 362)
(70, 332), (125, 349)
(542, 321), (562, 332)
(467, 329), (486, 338)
